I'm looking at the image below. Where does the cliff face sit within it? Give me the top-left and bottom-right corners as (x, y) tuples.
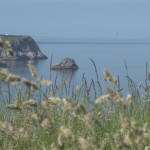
(0, 61), (7, 68)
(0, 35), (47, 60)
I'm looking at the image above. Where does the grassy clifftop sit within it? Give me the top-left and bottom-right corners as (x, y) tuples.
(0, 34), (32, 42)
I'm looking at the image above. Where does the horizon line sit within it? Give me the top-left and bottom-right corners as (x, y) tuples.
(37, 40), (150, 44)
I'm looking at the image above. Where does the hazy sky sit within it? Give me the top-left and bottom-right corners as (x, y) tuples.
(0, 0), (150, 40)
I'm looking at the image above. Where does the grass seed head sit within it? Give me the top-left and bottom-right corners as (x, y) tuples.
(36, 79), (51, 86)
(95, 94), (110, 104)
(42, 101), (48, 109)
(18, 128), (28, 139)
(5, 41), (11, 48)
(0, 70), (8, 81)
(5, 41), (14, 56)
(58, 134), (63, 147)
(62, 98), (77, 110)
(126, 94), (132, 104)
(31, 113), (38, 122)
(41, 118), (51, 129)
(123, 133), (132, 147)
(79, 137), (90, 150)
(1, 122), (13, 131)
(106, 87), (120, 100)
(10, 81), (19, 87)
(5, 73), (21, 82)
(21, 78), (38, 92)
(50, 143), (58, 150)
(48, 97), (61, 104)
(23, 99), (37, 107)
(60, 126), (72, 138)
(6, 104), (21, 110)
(103, 70), (113, 82)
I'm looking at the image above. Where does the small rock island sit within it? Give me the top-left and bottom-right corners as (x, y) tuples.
(51, 58), (79, 70)
(0, 35), (47, 61)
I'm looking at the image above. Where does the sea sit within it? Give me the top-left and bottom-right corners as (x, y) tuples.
(2, 39), (150, 98)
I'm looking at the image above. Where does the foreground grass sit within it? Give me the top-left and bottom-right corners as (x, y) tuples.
(0, 62), (149, 150)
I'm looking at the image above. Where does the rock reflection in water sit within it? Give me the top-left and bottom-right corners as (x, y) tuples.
(51, 69), (77, 80)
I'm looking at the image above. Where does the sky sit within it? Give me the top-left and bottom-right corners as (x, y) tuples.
(0, 0), (150, 41)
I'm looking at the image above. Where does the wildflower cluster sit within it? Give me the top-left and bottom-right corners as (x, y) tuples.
(114, 118), (149, 150)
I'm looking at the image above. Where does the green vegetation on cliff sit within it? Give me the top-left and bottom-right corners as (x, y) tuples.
(0, 34), (31, 42)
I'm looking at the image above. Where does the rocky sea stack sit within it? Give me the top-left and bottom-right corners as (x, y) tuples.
(0, 35), (47, 60)
(51, 58), (79, 70)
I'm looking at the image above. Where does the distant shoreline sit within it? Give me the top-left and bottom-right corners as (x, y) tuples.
(37, 40), (150, 45)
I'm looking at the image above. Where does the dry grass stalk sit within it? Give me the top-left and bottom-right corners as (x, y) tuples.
(0, 38), (2, 47)
(28, 61), (38, 79)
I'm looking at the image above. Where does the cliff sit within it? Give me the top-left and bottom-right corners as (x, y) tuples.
(0, 35), (47, 60)
(0, 61), (7, 68)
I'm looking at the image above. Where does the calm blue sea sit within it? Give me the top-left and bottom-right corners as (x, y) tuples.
(3, 40), (150, 96)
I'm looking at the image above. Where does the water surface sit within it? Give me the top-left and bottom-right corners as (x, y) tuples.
(3, 41), (150, 96)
